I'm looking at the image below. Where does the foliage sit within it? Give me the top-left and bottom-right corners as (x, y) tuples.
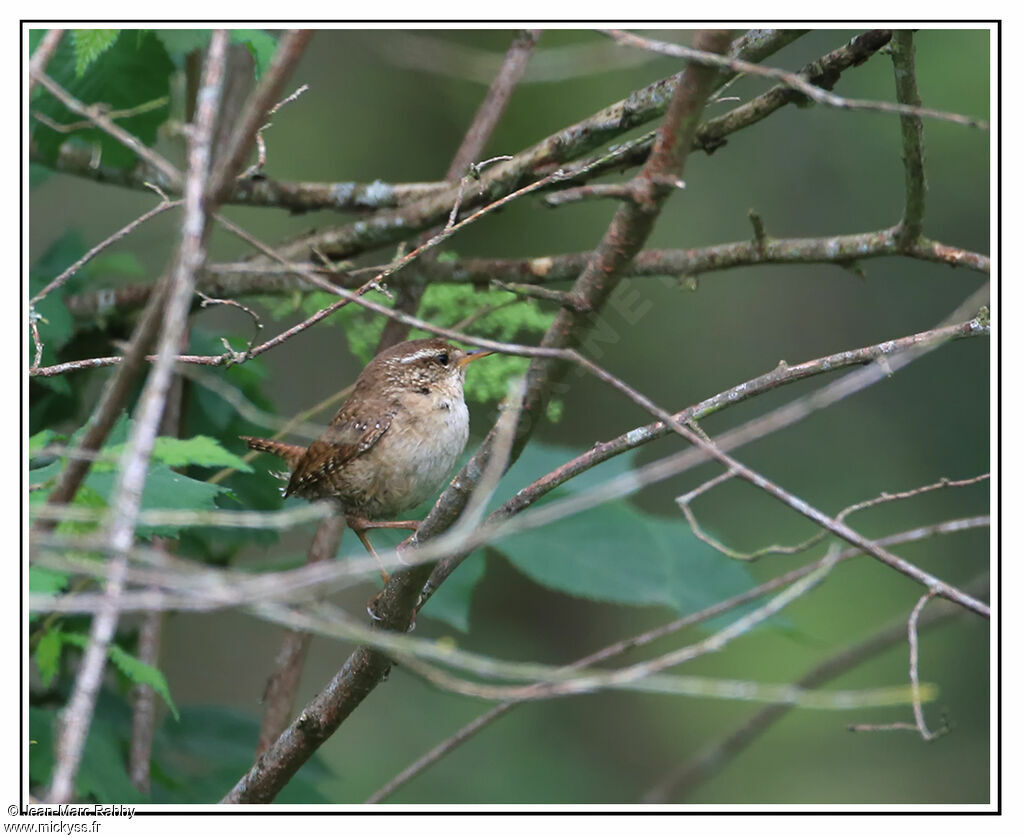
(26, 28), (991, 806)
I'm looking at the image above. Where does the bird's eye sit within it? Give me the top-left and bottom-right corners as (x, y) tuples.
(436, 352), (450, 366)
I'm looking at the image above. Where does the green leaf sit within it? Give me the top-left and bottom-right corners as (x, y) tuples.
(30, 231), (88, 358)
(55, 485), (107, 536)
(150, 706), (330, 803)
(59, 633), (179, 720)
(473, 442), (761, 625)
(84, 464), (227, 538)
(231, 30), (278, 78)
(32, 31), (174, 169)
(30, 699), (145, 803)
(152, 29), (212, 64)
(496, 500), (758, 617)
(105, 435), (253, 473)
(30, 429), (65, 457)
(72, 29), (121, 76)
(29, 566), (69, 595)
(34, 629), (64, 686)
(107, 645), (180, 721)
(420, 554), (487, 633)
(88, 251), (147, 279)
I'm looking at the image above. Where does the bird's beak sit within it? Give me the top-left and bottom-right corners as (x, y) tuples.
(457, 350), (493, 368)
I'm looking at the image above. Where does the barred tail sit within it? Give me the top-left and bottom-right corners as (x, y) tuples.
(240, 436), (306, 470)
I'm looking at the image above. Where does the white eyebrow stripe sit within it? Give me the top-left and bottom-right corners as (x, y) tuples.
(396, 348), (442, 364)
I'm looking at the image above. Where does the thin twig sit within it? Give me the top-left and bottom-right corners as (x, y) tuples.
(237, 83), (309, 179)
(220, 29), (736, 805)
(63, 222), (990, 323)
(46, 30), (230, 804)
(643, 582), (984, 802)
(207, 30), (313, 203)
(30, 70), (183, 190)
(602, 29), (988, 130)
(28, 29), (64, 95)
(679, 472), (989, 562)
(30, 190), (181, 306)
(849, 590), (950, 740)
(368, 517), (987, 801)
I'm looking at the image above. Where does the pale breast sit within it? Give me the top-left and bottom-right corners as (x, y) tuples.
(342, 392), (470, 518)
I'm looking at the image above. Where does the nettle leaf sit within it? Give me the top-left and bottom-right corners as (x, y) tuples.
(34, 629), (64, 687)
(32, 30), (173, 169)
(55, 485), (107, 536)
(104, 435), (253, 473)
(84, 464), (226, 538)
(72, 29), (121, 76)
(59, 633), (179, 720)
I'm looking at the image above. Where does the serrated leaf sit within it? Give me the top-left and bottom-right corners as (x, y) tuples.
(55, 485), (108, 536)
(34, 629), (64, 687)
(84, 464), (227, 538)
(105, 435), (253, 473)
(59, 633), (179, 720)
(72, 29), (121, 76)
(32, 31), (173, 169)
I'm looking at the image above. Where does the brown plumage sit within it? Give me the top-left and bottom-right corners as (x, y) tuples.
(241, 338), (491, 521)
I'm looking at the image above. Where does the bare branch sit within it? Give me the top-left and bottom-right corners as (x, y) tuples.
(30, 70), (183, 190)
(28, 29), (64, 95)
(603, 28), (988, 130)
(207, 30), (314, 203)
(891, 31), (928, 245)
(46, 30), (230, 804)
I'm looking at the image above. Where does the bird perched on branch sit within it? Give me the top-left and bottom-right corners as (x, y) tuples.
(241, 337), (492, 580)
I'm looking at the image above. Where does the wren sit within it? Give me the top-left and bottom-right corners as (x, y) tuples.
(241, 338), (491, 576)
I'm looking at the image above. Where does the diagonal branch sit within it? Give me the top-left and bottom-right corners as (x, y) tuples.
(220, 28), (736, 805)
(206, 30), (314, 204)
(45, 30), (230, 803)
(30, 69), (183, 190)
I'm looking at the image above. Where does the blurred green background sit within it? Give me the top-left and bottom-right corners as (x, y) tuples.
(29, 29), (991, 805)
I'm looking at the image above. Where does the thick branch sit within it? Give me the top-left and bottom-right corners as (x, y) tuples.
(220, 28), (735, 805)
(891, 30), (927, 245)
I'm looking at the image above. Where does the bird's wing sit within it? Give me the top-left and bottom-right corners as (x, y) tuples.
(284, 411), (394, 498)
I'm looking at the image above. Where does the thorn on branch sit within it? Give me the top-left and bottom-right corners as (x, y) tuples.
(748, 209), (767, 250)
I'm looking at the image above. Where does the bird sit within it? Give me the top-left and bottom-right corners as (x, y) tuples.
(241, 337), (492, 580)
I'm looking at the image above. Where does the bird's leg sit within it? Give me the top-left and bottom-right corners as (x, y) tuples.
(346, 515), (420, 584)
(351, 525), (390, 584)
(355, 519), (421, 531)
